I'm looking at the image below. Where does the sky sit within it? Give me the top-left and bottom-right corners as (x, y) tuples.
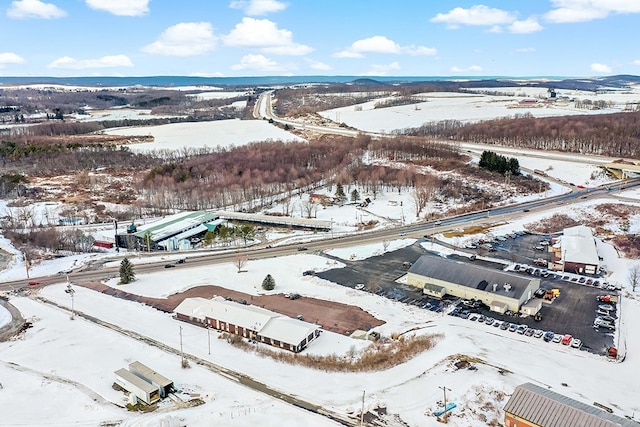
(1, 0), (640, 78)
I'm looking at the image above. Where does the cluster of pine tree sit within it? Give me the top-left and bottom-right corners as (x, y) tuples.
(478, 150), (520, 175)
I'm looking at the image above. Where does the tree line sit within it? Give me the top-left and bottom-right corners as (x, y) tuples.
(403, 111), (640, 158)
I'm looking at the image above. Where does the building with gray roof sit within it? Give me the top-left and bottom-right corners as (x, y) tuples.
(407, 255), (539, 313)
(504, 382), (638, 427)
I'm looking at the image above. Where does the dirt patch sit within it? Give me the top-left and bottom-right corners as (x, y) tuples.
(80, 282), (384, 335)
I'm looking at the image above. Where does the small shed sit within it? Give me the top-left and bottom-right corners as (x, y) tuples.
(490, 301), (509, 314)
(114, 368), (160, 405)
(423, 283), (446, 299)
(521, 299), (543, 316)
(128, 361), (173, 398)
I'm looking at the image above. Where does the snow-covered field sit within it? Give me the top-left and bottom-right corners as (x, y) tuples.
(104, 119), (305, 152)
(318, 86), (640, 133)
(2, 87), (640, 426)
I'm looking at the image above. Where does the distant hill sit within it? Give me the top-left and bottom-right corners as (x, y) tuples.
(0, 75), (637, 92)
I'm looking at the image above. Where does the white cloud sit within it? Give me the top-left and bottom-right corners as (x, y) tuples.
(223, 18), (312, 56)
(545, 0), (640, 23)
(189, 71), (225, 77)
(590, 62), (612, 73)
(7, 0), (66, 19)
(47, 55), (133, 70)
(431, 5), (516, 28)
(634, 59), (640, 66)
(335, 36), (436, 58)
(362, 62), (401, 76)
(0, 52), (26, 67)
(85, 0), (149, 16)
(514, 47), (537, 53)
(509, 17), (543, 33)
(142, 23), (217, 57)
(229, 0), (287, 16)
(450, 65), (483, 73)
(305, 59), (332, 71)
(230, 54), (285, 71)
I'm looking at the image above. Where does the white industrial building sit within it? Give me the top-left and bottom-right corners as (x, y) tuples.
(555, 225), (600, 275)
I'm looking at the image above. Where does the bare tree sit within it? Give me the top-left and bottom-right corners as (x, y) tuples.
(234, 253), (248, 273)
(301, 200), (319, 218)
(382, 240), (390, 252)
(628, 264), (640, 292)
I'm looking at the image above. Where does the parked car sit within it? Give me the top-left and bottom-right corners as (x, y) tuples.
(570, 338), (582, 349)
(525, 328), (535, 337)
(500, 321), (510, 330)
(534, 288), (546, 298)
(469, 314), (478, 321)
(176, 258), (186, 264)
(509, 323), (518, 332)
(164, 264), (176, 268)
(598, 304), (615, 311)
(460, 310), (470, 319)
(534, 329), (544, 338)
(593, 318), (615, 330)
(561, 334), (573, 345)
(596, 315), (616, 323)
(477, 315), (486, 323)
(286, 293), (301, 300)
(578, 277), (586, 283)
(297, 246), (308, 251)
(516, 325), (527, 334)
(449, 307), (461, 316)
(543, 331), (555, 342)
(485, 317), (495, 326)
(596, 308), (613, 317)
(552, 334), (563, 343)
(534, 245), (545, 251)
(355, 284), (365, 290)
(302, 270), (315, 276)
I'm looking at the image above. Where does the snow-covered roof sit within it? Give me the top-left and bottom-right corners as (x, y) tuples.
(258, 317), (319, 346)
(214, 210), (332, 230)
(174, 297), (320, 346)
(175, 297), (276, 331)
(562, 226), (600, 266)
(133, 211), (219, 242)
(128, 361), (172, 388)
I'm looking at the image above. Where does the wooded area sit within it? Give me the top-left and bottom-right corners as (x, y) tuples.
(405, 111), (640, 157)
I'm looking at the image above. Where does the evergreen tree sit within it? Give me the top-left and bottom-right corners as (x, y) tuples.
(203, 230), (215, 247)
(119, 257), (135, 284)
(335, 183), (346, 201)
(261, 274), (276, 290)
(351, 188), (360, 202)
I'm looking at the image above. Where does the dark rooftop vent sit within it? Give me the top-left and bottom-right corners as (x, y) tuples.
(477, 280), (488, 290)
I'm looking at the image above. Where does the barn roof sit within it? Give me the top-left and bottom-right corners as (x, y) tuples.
(408, 256), (537, 300)
(504, 382), (637, 427)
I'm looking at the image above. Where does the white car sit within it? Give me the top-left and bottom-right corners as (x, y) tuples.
(593, 318), (615, 330)
(570, 338), (582, 349)
(552, 334), (563, 343)
(355, 284), (365, 290)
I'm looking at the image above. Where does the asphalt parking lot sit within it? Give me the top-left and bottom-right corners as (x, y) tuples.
(316, 237), (617, 356)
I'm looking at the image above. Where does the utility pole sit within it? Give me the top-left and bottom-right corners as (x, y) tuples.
(179, 326), (187, 368)
(360, 390), (366, 426)
(64, 279), (75, 320)
(439, 385), (451, 418)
